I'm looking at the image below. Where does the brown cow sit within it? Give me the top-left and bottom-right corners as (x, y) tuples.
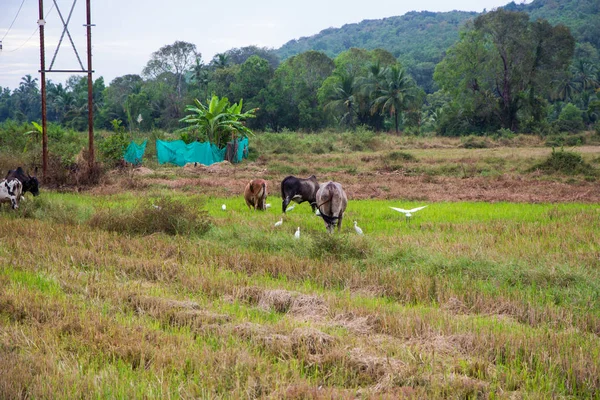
(244, 179), (268, 210)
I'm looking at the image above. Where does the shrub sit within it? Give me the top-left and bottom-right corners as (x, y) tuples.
(43, 149), (102, 187)
(89, 196), (212, 236)
(382, 151), (417, 162)
(309, 233), (372, 261)
(495, 128), (515, 140)
(554, 103), (585, 133)
(544, 133), (587, 147)
(0, 152), (28, 176)
(460, 136), (492, 149)
(98, 120), (129, 166)
(529, 148), (596, 176)
(0, 120), (31, 149)
(340, 129), (380, 152)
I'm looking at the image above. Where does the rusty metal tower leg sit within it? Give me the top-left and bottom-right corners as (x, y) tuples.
(38, 0), (48, 182)
(86, 0), (94, 172)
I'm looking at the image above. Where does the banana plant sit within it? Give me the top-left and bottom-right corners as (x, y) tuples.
(23, 121), (43, 153)
(179, 95), (256, 147)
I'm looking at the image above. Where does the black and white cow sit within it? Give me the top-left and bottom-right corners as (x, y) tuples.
(5, 167), (39, 198)
(280, 175), (320, 213)
(0, 178), (23, 210)
(316, 181), (348, 233)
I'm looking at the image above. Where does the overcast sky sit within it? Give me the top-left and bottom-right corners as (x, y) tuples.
(0, 0), (528, 90)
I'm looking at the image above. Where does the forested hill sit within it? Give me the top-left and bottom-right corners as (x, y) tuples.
(276, 10), (476, 63)
(508, 0), (600, 50)
(275, 0), (599, 91)
(276, 10), (477, 92)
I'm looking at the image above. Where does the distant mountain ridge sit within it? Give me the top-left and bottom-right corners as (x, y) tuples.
(276, 10), (477, 63)
(275, 0), (599, 92)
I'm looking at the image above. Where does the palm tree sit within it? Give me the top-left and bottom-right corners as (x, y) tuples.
(572, 60), (599, 93)
(14, 74), (41, 121)
(356, 61), (385, 97)
(190, 57), (209, 101)
(18, 75), (39, 93)
(552, 75), (580, 102)
(323, 70), (357, 127)
(371, 65), (415, 133)
(211, 53), (230, 69)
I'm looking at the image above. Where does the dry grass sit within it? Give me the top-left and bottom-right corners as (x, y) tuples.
(2, 142), (600, 398)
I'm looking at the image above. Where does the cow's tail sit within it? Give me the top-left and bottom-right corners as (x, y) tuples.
(318, 210), (339, 226)
(280, 178), (287, 199)
(257, 182), (267, 210)
(316, 185), (339, 226)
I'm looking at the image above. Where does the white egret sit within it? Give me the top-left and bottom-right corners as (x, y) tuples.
(265, 203), (272, 209)
(390, 205), (427, 221)
(274, 218), (283, 227)
(286, 204), (295, 212)
(221, 204), (227, 211)
(294, 227), (300, 239)
(354, 221), (364, 235)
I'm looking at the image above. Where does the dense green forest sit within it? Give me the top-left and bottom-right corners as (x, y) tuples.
(0, 0), (598, 142)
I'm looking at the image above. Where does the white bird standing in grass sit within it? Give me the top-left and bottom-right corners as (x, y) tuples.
(265, 203), (272, 209)
(221, 204), (227, 211)
(286, 205), (295, 212)
(354, 221), (364, 235)
(294, 227), (300, 239)
(274, 218), (283, 227)
(390, 205), (427, 221)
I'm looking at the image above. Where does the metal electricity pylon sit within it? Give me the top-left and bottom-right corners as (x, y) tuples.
(38, 0), (94, 181)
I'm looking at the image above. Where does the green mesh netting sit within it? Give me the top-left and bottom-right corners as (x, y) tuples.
(156, 137), (248, 166)
(123, 140), (147, 165)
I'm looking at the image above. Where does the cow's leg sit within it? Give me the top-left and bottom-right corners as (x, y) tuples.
(337, 214), (343, 232)
(282, 197), (291, 213)
(11, 198), (18, 210)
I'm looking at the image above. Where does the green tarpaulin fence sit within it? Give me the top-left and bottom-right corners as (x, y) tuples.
(156, 137), (249, 166)
(123, 140), (147, 165)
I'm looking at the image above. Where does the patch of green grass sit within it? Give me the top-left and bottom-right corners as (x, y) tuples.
(1, 267), (63, 296)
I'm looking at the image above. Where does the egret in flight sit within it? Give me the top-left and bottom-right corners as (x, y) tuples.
(390, 205), (427, 221)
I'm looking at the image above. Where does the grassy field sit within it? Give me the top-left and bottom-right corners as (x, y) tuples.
(1, 136), (600, 398)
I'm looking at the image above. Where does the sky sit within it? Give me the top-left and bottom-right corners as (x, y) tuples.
(0, 0), (530, 90)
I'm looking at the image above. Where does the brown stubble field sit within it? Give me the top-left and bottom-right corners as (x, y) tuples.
(2, 135), (600, 398)
(94, 143), (600, 203)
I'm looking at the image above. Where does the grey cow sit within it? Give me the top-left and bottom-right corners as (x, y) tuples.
(315, 181), (348, 233)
